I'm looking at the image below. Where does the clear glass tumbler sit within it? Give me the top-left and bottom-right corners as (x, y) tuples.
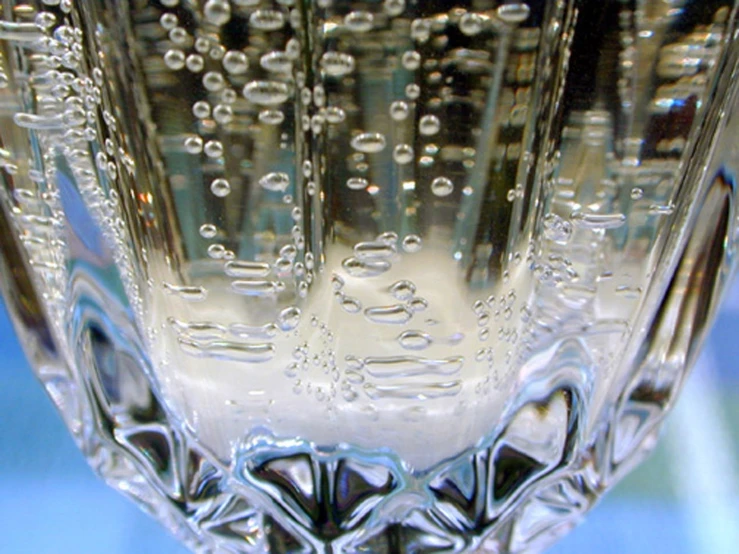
(1, 0), (738, 552)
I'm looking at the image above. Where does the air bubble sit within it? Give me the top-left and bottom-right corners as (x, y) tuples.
(260, 51), (293, 73)
(249, 10), (285, 31)
(351, 132), (386, 153)
(320, 51), (356, 77)
(459, 12), (486, 36)
(186, 54), (204, 72)
(213, 104), (233, 124)
(204, 140), (224, 158)
(405, 83), (420, 99)
(346, 177), (368, 190)
(410, 18), (432, 42)
(384, 0), (406, 17)
(496, 3), (531, 24)
(259, 171), (290, 192)
(402, 234), (422, 252)
(203, 71), (225, 91)
(199, 223), (218, 239)
(401, 50), (421, 70)
(204, 0), (231, 25)
(344, 11), (374, 33)
(223, 50), (248, 74)
(431, 176), (454, 197)
(210, 178), (231, 197)
(258, 109), (285, 125)
(184, 135), (204, 154)
(164, 49), (186, 70)
(192, 100), (211, 119)
(243, 80), (290, 105)
(393, 144), (414, 165)
(390, 101), (410, 121)
(419, 114), (441, 135)
(324, 106), (346, 124)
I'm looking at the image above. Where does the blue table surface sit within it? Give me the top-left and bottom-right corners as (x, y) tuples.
(2, 282), (738, 553)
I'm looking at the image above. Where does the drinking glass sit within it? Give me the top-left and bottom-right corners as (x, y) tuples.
(1, 0), (738, 552)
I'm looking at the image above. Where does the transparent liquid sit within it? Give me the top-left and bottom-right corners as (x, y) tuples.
(1, 1), (737, 552)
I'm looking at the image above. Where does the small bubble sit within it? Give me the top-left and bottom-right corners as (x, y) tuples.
(208, 244), (226, 259)
(390, 101), (410, 121)
(384, 0), (406, 17)
(184, 135), (203, 154)
(169, 27), (188, 45)
(459, 12), (486, 36)
(630, 187), (644, 200)
(419, 114), (441, 135)
(346, 176), (368, 190)
(341, 296), (363, 313)
(324, 106), (346, 124)
(320, 51), (356, 77)
(410, 18), (432, 42)
(192, 100), (211, 119)
(163, 49), (186, 70)
(204, 140), (224, 158)
(393, 143), (414, 165)
(210, 178), (231, 197)
(431, 176), (454, 197)
(223, 50), (248, 74)
(258, 109), (285, 125)
(390, 280), (416, 300)
(401, 50), (421, 70)
(496, 3), (531, 24)
(402, 234), (422, 253)
(199, 223), (218, 238)
(213, 104), (233, 124)
(259, 171), (291, 192)
(344, 10), (374, 32)
(405, 83), (420, 99)
(249, 9), (285, 31)
(351, 132), (386, 153)
(260, 51), (293, 73)
(243, 80), (290, 105)
(186, 54), (205, 72)
(204, 0), (231, 25)
(203, 71), (225, 91)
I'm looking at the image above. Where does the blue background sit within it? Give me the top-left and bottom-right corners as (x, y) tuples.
(2, 284), (738, 553)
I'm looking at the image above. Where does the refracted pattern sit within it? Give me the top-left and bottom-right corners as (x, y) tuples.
(0, 0), (738, 553)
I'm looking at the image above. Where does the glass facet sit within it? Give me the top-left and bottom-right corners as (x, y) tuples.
(0, 0), (738, 552)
